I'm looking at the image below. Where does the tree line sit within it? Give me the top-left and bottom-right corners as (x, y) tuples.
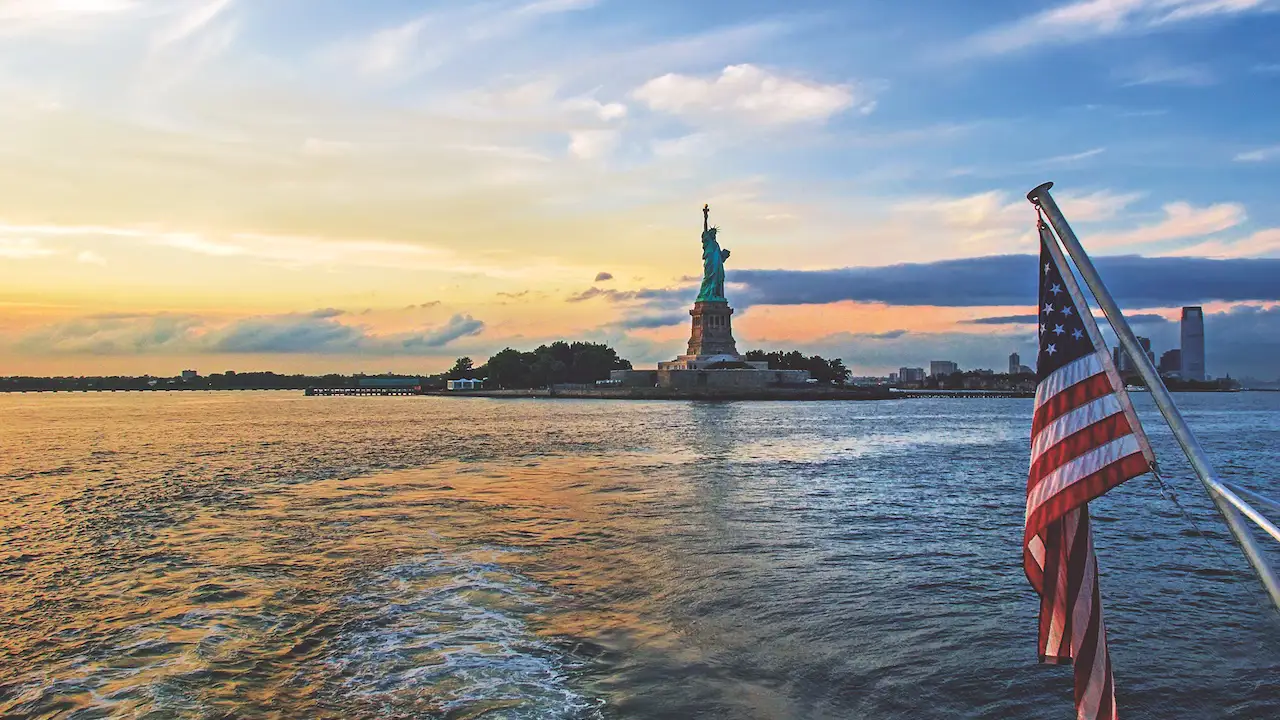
(742, 349), (851, 385)
(0, 371), (378, 392)
(446, 341), (633, 388)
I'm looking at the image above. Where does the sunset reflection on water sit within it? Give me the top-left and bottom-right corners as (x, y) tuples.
(1, 393), (1277, 718)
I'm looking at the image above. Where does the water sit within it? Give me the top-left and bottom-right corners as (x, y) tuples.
(1, 392), (1277, 719)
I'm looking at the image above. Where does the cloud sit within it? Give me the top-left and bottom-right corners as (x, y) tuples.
(613, 312), (688, 330)
(1088, 201), (1246, 248)
(880, 188), (1142, 257)
(567, 287), (607, 302)
(730, 254), (1280, 308)
(0, 238), (57, 259)
(1235, 145), (1280, 162)
(348, 16), (429, 76)
(14, 309), (487, 355)
(1041, 147), (1106, 164)
(565, 286), (690, 306)
(206, 312), (365, 353)
(593, 272), (613, 282)
(1119, 63), (1216, 87)
(563, 97), (627, 121)
(1204, 305), (1280, 379)
(151, 0), (233, 50)
(517, 0), (599, 14)
(883, 190), (1243, 258)
(75, 250), (107, 265)
(953, 0), (1275, 57)
(568, 129), (619, 160)
(1168, 228), (1280, 258)
(401, 314), (485, 349)
(331, 0), (600, 79)
(1055, 190), (1145, 221)
(16, 313), (205, 355)
(0, 0), (140, 34)
(633, 64), (870, 125)
(209, 311), (484, 354)
(0, 221), (581, 279)
(965, 313), (1171, 325)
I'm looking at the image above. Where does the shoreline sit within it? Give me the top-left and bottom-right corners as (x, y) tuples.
(427, 386), (899, 401)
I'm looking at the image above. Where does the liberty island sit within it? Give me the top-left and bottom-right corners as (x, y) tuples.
(609, 205), (813, 390)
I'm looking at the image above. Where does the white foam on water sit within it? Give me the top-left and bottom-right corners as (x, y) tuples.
(323, 549), (602, 719)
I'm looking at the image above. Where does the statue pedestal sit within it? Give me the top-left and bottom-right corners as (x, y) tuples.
(685, 300), (738, 357)
(657, 301), (757, 371)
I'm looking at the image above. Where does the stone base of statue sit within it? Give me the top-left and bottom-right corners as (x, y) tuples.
(657, 301), (759, 371)
(685, 301), (738, 358)
(612, 300), (811, 390)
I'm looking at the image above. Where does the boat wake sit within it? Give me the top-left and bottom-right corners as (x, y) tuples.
(322, 550), (602, 719)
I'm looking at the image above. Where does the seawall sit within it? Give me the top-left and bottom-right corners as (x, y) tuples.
(426, 386), (896, 401)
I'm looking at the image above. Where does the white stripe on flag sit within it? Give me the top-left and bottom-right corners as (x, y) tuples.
(1030, 394), (1123, 464)
(1029, 534), (1046, 569)
(1034, 352), (1106, 409)
(1027, 435), (1141, 519)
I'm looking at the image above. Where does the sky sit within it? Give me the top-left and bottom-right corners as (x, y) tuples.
(2, 0), (1280, 379)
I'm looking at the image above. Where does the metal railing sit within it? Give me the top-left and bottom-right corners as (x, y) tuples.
(1028, 182), (1280, 612)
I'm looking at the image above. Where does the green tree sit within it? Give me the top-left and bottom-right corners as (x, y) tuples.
(448, 357), (474, 378)
(486, 348), (528, 388)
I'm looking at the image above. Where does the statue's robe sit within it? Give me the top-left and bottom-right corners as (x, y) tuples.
(699, 231), (727, 302)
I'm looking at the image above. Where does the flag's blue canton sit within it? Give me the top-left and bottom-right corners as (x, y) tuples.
(1037, 243), (1093, 381)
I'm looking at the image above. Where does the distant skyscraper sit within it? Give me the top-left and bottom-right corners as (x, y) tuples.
(1113, 337), (1155, 376)
(1009, 352), (1020, 375)
(1137, 336), (1153, 364)
(1181, 307), (1205, 381)
(1112, 346), (1129, 374)
(1159, 349), (1182, 377)
(930, 360), (959, 378)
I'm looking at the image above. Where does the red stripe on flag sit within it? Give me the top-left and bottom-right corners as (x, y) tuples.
(1024, 452), (1150, 544)
(1027, 413), (1133, 493)
(1031, 373), (1113, 438)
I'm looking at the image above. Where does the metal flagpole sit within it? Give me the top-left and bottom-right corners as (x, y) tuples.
(1027, 181), (1280, 612)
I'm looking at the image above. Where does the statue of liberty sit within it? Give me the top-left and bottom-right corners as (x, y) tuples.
(697, 204), (730, 302)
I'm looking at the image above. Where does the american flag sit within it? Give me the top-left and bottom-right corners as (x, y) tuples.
(1025, 220), (1156, 720)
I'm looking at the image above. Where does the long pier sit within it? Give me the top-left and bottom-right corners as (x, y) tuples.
(890, 388), (1034, 399)
(304, 387), (421, 396)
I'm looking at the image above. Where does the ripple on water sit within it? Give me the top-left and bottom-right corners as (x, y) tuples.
(320, 550), (602, 720)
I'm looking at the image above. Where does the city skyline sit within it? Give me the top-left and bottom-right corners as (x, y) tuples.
(2, 1), (1280, 378)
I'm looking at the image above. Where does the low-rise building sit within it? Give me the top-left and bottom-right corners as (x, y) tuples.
(930, 360), (959, 378)
(897, 367), (926, 385)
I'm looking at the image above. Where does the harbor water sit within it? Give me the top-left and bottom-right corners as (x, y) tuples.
(1, 392), (1277, 719)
